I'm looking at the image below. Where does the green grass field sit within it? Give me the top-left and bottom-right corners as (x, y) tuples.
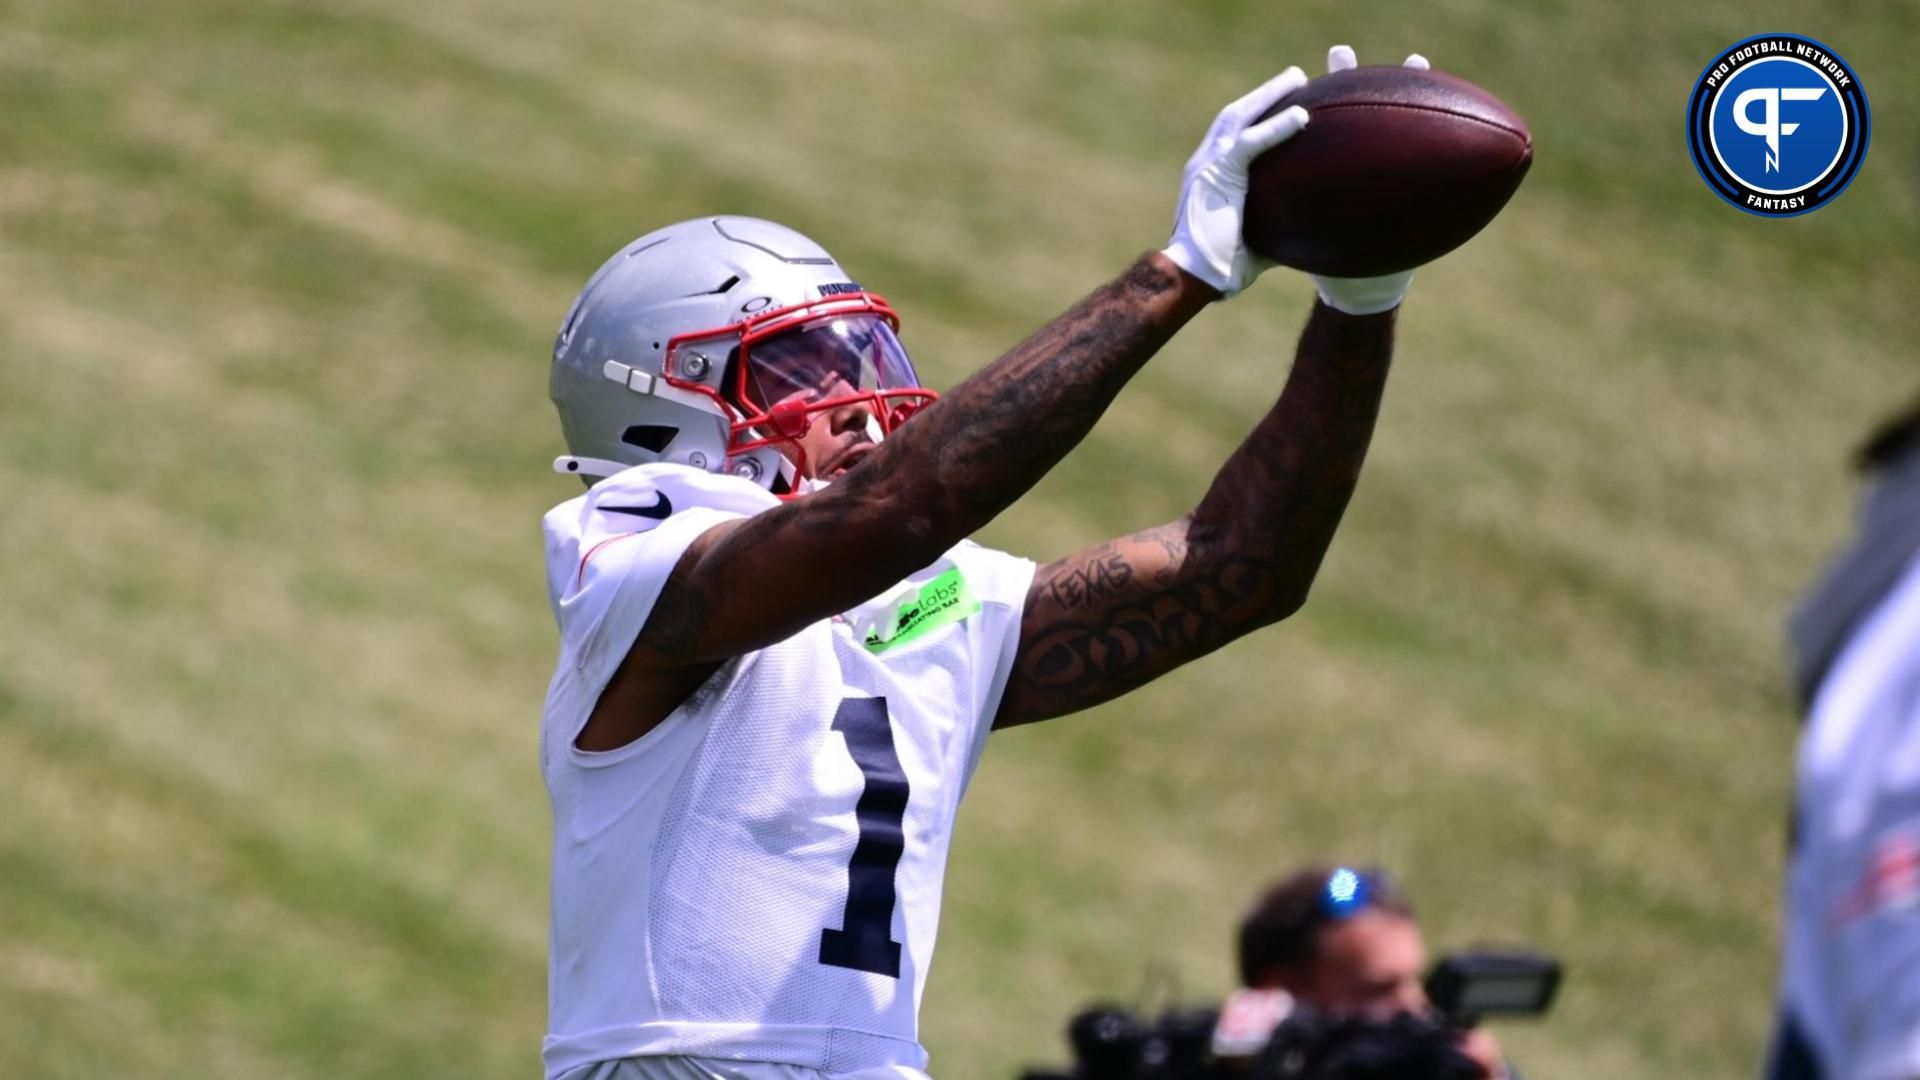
(2, 1), (1916, 1076)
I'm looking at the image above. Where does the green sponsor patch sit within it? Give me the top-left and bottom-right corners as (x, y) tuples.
(863, 567), (978, 653)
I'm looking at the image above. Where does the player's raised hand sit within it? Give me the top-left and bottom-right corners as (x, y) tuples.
(1311, 44), (1431, 316)
(1162, 67), (1310, 298)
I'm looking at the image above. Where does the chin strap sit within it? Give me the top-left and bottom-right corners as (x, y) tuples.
(559, 409), (892, 491)
(552, 455), (632, 480)
(555, 452), (795, 492)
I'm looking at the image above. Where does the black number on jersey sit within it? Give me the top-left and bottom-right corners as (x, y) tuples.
(819, 696), (908, 978)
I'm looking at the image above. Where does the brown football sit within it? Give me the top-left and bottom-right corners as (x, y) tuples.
(1241, 66), (1532, 277)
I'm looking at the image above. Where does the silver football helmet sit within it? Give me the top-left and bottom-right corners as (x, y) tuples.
(550, 216), (935, 492)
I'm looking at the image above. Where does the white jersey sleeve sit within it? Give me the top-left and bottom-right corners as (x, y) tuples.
(542, 463), (781, 713)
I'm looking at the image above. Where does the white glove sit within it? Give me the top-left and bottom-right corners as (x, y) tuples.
(1311, 45), (1430, 316)
(1161, 67), (1310, 297)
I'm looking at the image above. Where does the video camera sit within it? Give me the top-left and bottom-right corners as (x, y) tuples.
(1019, 949), (1561, 1080)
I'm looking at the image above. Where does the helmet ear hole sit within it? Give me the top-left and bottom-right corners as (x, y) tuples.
(621, 425), (678, 454)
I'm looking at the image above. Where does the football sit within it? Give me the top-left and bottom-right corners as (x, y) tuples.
(1241, 66), (1533, 278)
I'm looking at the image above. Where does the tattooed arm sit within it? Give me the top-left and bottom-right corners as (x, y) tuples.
(575, 253), (1218, 750)
(994, 299), (1396, 728)
(638, 252), (1215, 660)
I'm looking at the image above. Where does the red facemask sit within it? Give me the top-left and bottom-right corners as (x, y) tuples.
(659, 293), (937, 486)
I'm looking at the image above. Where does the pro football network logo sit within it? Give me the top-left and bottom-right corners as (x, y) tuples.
(1686, 34), (1869, 217)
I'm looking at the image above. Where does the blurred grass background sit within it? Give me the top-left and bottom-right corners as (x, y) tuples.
(1, 0), (1915, 1076)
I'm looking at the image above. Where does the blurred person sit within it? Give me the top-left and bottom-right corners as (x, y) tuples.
(1019, 860), (1557, 1080)
(1768, 396), (1920, 1080)
(1219, 866), (1509, 1079)
(539, 46), (1449, 1080)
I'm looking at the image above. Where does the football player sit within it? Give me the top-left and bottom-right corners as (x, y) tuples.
(1767, 394), (1920, 1080)
(541, 46), (1430, 1080)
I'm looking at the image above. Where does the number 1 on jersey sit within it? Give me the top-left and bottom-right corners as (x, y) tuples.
(819, 696), (908, 978)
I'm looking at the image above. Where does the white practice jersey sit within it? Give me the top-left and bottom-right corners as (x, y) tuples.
(539, 464), (1035, 1080)
(1777, 553), (1920, 1080)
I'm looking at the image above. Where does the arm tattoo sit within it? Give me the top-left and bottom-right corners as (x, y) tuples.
(1044, 547), (1135, 609)
(1023, 550), (1276, 697)
(998, 300), (1396, 726)
(636, 570), (711, 661)
(839, 255), (1205, 545)
(630, 254), (1212, 667)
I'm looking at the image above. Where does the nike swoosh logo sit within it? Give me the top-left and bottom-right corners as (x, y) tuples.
(600, 493), (673, 521)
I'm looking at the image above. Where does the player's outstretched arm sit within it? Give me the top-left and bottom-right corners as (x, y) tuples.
(632, 251), (1215, 668)
(582, 254), (1217, 750)
(994, 298), (1394, 728)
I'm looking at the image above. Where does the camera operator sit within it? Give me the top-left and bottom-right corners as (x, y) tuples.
(1222, 865), (1511, 1079)
(1021, 865), (1554, 1080)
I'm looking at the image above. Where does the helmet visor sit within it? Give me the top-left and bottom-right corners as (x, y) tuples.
(739, 314), (922, 413)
